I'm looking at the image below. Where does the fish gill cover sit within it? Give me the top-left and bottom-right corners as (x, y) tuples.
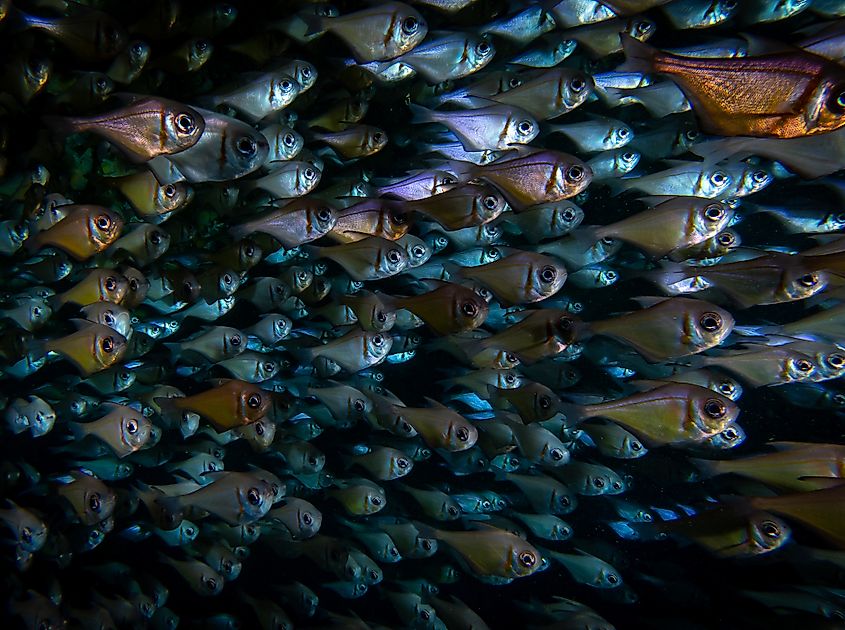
(1, 0), (845, 628)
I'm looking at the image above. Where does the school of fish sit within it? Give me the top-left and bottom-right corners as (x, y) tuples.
(3, 0), (845, 628)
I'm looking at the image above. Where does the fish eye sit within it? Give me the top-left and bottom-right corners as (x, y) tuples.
(447, 505), (459, 517)
(102, 336), (115, 353)
(353, 399), (366, 412)
(411, 245), (425, 257)
(397, 458), (409, 469)
(539, 396), (552, 410)
(566, 165), (585, 183)
(752, 170), (768, 183)
(562, 207), (576, 221)
(796, 359), (814, 373)
(89, 492), (102, 513)
(710, 171), (727, 186)
(195, 39), (210, 54)
(830, 353), (845, 369)
(150, 230), (162, 245)
(539, 265), (557, 283)
(247, 394), (262, 408)
(420, 609), (430, 622)
(316, 207), (333, 222)
(203, 577), (217, 591)
(174, 112), (196, 135)
(301, 66), (312, 80)
(386, 249), (401, 264)
(719, 381), (736, 395)
(508, 77), (522, 89)
(302, 512), (313, 525)
(96, 76), (109, 91)
(283, 133), (296, 148)
(373, 131), (385, 144)
(371, 495), (382, 506)
(131, 42), (146, 56)
(594, 477), (605, 489)
(518, 551), (536, 567)
(105, 276), (118, 291)
(550, 448), (564, 461)
(827, 87), (845, 113)
(102, 312), (114, 325)
(236, 136), (257, 157)
(717, 232), (735, 247)
(455, 426), (470, 442)
(635, 20), (651, 35)
(126, 418), (138, 434)
(376, 311), (386, 323)
(703, 398), (726, 418)
(254, 421), (265, 436)
(570, 77), (587, 92)
(607, 573), (620, 585)
(402, 15), (419, 35)
(263, 361), (275, 372)
(476, 41), (491, 55)
(372, 334), (384, 347)
(723, 427), (738, 440)
(517, 120), (534, 136)
(699, 312), (722, 332)
(618, 127), (630, 138)
(760, 520), (781, 538)
(163, 184), (176, 198)
(280, 79), (294, 92)
(483, 195), (499, 209)
(304, 167), (316, 181)
(799, 273), (819, 287)
(506, 353), (518, 364)
(460, 301), (478, 317)
(631, 441), (642, 451)
(401, 421), (413, 434)
(247, 488), (261, 505)
(704, 204), (724, 221)
(95, 214), (112, 230)
(129, 278), (139, 291)
(557, 316), (575, 331)
(685, 129), (699, 141)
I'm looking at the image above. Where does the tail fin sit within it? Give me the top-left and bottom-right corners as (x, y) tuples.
(618, 33), (658, 74)
(42, 115), (83, 137)
(689, 457), (719, 479)
(408, 103), (437, 125)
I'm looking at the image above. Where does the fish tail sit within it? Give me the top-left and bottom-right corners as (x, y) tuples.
(228, 222), (253, 241)
(688, 457), (719, 479)
(618, 33), (657, 74)
(68, 421), (87, 440)
(42, 115), (84, 137)
(557, 402), (585, 427)
(163, 342), (181, 363)
(408, 103), (436, 125)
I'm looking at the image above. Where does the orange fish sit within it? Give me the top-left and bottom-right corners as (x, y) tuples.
(26, 205), (123, 261)
(621, 34), (845, 138)
(155, 379), (270, 432)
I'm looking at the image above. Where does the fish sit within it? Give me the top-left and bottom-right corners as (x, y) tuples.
(26, 205), (123, 260)
(230, 198), (337, 247)
(204, 72), (301, 123)
(70, 403), (153, 458)
(155, 380), (270, 432)
(449, 250), (567, 305)
(621, 34), (845, 138)
(410, 103), (539, 152)
(45, 96), (205, 162)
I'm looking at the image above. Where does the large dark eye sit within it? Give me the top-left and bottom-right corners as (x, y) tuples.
(302, 512), (313, 525)
(704, 399), (726, 418)
(456, 426), (470, 442)
(247, 394), (262, 408)
(566, 165), (585, 182)
(373, 131), (385, 144)
(103, 312), (114, 325)
(447, 506), (459, 517)
(631, 441), (642, 451)
(280, 79), (294, 92)
(386, 249), (401, 264)
(283, 133), (296, 148)
(517, 120), (534, 136)
(102, 337), (115, 353)
(550, 448), (564, 461)
(562, 207), (576, 221)
(710, 171), (727, 186)
(150, 230), (162, 244)
(607, 573), (620, 585)
(371, 496), (382, 506)
(477, 41), (491, 55)
(254, 421), (265, 436)
(247, 488), (261, 505)
(263, 362), (275, 372)
(635, 20), (651, 35)
(723, 427), (738, 440)
(353, 399), (366, 412)
(89, 492), (102, 513)
(719, 381), (735, 396)
(752, 170), (768, 184)
(518, 551), (536, 567)
(540, 265), (557, 283)
(483, 195), (498, 209)
(829, 353), (845, 369)
(105, 277), (117, 291)
(95, 215), (112, 230)
(717, 232), (735, 247)
(761, 520), (781, 538)
(129, 278), (139, 291)
(539, 396), (552, 410)
(704, 204), (724, 221)
(174, 113), (196, 134)
(422, 539), (432, 551)
(827, 87), (845, 114)
(316, 207), (333, 223)
(594, 477), (605, 489)
(204, 577), (217, 592)
(126, 419), (138, 434)
(570, 77), (586, 92)
(699, 312), (722, 332)
(402, 15), (419, 35)
(397, 458), (409, 469)
(461, 301), (478, 317)
(236, 137), (257, 157)
(799, 273), (819, 287)
(796, 359), (814, 373)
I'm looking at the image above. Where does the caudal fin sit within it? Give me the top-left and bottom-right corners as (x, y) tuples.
(617, 33), (658, 74)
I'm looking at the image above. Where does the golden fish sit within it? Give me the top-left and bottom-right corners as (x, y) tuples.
(463, 150), (591, 208)
(390, 280), (488, 335)
(572, 383), (738, 446)
(43, 322), (127, 375)
(748, 485), (845, 548)
(156, 379), (270, 432)
(694, 441), (845, 492)
(230, 199), (337, 248)
(108, 223), (170, 266)
(453, 250), (566, 305)
(112, 171), (193, 219)
(306, 237), (409, 281)
(56, 473), (116, 526)
(622, 34), (845, 138)
(26, 205), (123, 261)
(392, 399), (478, 451)
(329, 200), (409, 243)
(580, 297), (735, 362)
(338, 292), (396, 332)
(308, 125), (387, 159)
(45, 96), (205, 162)
(405, 183), (506, 230)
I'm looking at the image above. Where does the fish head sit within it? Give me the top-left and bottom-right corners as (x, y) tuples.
(93, 328), (128, 371)
(781, 269), (829, 302)
(808, 74), (845, 134)
(747, 513), (791, 554)
(508, 539), (542, 578)
(270, 74), (301, 110)
(97, 271), (129, 304)
(238, 479), (275, 523)
(121, 412), (152, 451)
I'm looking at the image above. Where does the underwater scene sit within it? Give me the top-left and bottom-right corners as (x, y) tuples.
(4, 0), (845, 627)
